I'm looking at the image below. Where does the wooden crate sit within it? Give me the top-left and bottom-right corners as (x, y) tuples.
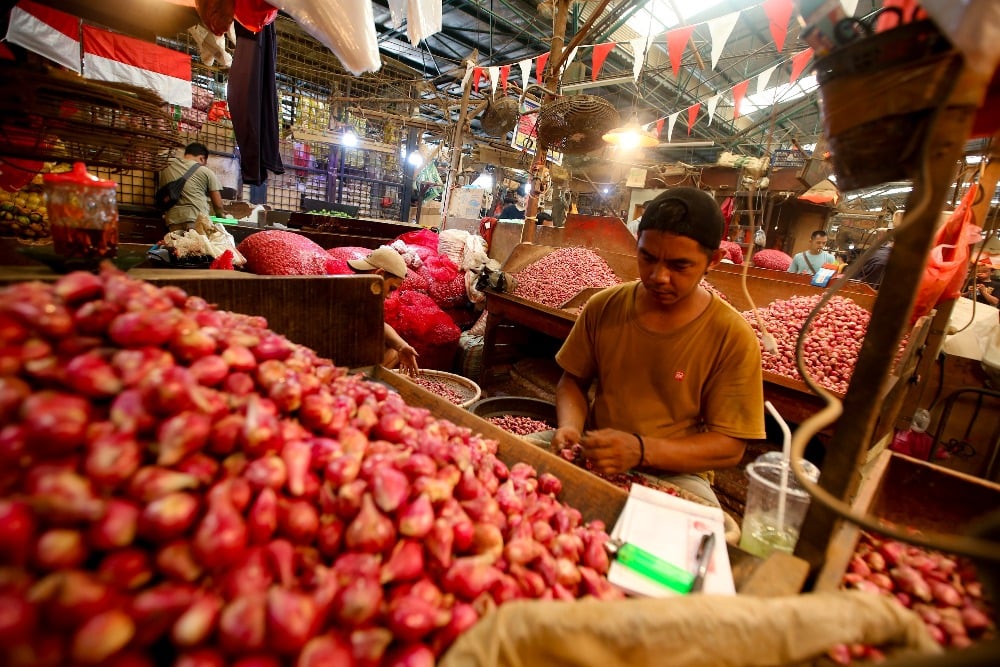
(814, 450), (1000, 593)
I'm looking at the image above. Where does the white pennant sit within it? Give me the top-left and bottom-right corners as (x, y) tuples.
(756, 64), (778, 96)
(707, 11), (740, 70)
(841, 0), (859, 15)
(461, 61), (474, 92)
(629, 37), (647, 81)
(488, 66), (500, 95)
(666, 111), (680, 143)
(517, 58), (532, 87)
(706, 93), (721, 126)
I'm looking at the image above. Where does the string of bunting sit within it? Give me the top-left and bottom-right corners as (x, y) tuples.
(464, 0), (858, 138)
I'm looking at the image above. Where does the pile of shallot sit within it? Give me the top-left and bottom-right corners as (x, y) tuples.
(741, 295), (871, 394)
(0, 267), (620, 667)
(512, 247), (620, 308)
(831, 531), (995, 663)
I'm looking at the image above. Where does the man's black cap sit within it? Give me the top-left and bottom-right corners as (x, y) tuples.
(639, 186), (724, 250)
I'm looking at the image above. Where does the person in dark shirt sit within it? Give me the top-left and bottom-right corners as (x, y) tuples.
(498, 192), (525, 220)
(857, 241), (893, 289)
(967, 260), (1000, 307)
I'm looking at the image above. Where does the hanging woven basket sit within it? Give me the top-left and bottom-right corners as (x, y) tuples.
(481, 96), (520, 137)
(534, 95), (620, 155)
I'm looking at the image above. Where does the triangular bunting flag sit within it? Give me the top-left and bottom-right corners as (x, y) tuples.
(517, 59), (531, 86)
(687, 103), (701, 135)
(706, 93), (721, 126)
(756, 64), (778, 95)
(666, 111), (680, 142)
(707, 11), (740, 70)
(500, 64), (510, 93)
(789, 48), (813, 84)
(731, 79), (749, 120)
(630, 37), (647, 81)
(472, 67), (483, 91)
(564, 46), (578, 70)
(655, 117), (665, 137)
(535, 52), (549, 84)
(841, 0), (859, 15)
(488, 66), (500, 95)
(461, 61), (474, 91)
(592, 42), (615, 81)
(762, 0), (794, 53)
(666, 25), (694, 78)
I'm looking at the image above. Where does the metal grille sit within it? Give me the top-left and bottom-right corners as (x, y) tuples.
(89, 166), (157, 209)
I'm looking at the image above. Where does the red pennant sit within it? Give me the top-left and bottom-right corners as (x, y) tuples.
(687, 103), (702, 135)
(666, 26), (695, 78)
(731, 79), (749, 120)
(472, 67), (483, 91)
(500, 65), (510, 93)
(762, 0), (794, 53)
(789, 48), (814, 84)
(655, 118), (665, 137)
(591, 42), (615, 81)
(535, 53), (549, 84)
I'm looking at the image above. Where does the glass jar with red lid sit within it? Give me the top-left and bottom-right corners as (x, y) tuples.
(42, 162), (118, 260)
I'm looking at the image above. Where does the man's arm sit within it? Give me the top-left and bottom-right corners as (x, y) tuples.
(786, 254), (800, 273)
(579, 428), (746, 476)
(209, 191), (226, 218)
(383, 322), (418, 373)
(552, 370), (590, 450)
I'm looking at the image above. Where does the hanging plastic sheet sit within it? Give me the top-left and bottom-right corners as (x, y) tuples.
(406, 0), (443, 46)
(266, 0), (381, 74)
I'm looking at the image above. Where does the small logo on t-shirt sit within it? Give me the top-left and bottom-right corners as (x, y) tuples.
(674, 370), (685, 381)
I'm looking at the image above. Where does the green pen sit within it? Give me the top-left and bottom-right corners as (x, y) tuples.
(605, 538), (696, 594)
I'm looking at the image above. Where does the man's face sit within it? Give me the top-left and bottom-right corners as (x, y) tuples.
(382, 274), (404, 297)
(810, 234), (828, 253)
(637, 230), (721, 309)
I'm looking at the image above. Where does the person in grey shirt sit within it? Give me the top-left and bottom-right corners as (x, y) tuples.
(788, 230), (836, 275)
(158, 142), (226, 232)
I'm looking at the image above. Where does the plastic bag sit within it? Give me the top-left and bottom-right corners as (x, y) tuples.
(405, 0), (442, 46)
(911, 185), (977, 323)
(438, 228), (469, 266)
(398, 228), (440, 251)
(264, 0), (380, 74)
(233, 0), (277, 32)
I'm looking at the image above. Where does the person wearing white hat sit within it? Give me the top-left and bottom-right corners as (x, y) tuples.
(348, 247), (420, 373)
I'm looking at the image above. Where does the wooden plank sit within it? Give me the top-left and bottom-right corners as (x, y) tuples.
(0, 266), (386, 369)
(733, 551), (811, 597)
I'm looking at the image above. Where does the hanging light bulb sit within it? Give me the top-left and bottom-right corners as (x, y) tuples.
(602, 121), (659, 149)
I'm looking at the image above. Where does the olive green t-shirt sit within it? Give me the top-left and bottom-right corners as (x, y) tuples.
(556, 281), (766, 473)
(159, 157), (221, 226)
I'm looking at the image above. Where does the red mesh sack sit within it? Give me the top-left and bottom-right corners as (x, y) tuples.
(237, 230), (337, 275)
(409, 244), (437, 262)
(719, 240), (744, 265)
(401, 268), (430, 293)
(326, 258), (352, 275)
(422, 254), (460, 282)
(233, 0), (277, 32)
(327, 246), (371, 262)
(429, 272), (468, 309)
(751, 249), (793, 272)
(396, 229), (439, 251)
(385, 291), (460, 348)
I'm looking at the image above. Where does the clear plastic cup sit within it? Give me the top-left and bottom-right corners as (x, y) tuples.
(738, 455), (820, 559)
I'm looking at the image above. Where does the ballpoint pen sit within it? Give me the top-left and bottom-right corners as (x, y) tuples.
(689, 532), (716, 594)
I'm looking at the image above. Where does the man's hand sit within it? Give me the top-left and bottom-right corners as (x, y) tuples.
(579, 428), (642, 475)
(552, 426), (582, 451)
(397, 344), (419, 375)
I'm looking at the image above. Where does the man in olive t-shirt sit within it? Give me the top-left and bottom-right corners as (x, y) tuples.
(553, 187), (766, 506)
(158, 142), (226, 231)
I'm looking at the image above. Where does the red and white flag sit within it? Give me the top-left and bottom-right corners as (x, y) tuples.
(5, 0), (82, 73)
(82, 25), (192, 107)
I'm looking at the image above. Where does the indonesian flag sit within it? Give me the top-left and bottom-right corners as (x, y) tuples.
(5, 0), (82, 73)
(82, 25), (193, 107)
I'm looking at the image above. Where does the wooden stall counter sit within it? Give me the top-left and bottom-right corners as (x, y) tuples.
(0, 261), (386, 369)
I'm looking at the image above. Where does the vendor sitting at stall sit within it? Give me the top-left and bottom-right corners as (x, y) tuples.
(552, 187), (766, 506)
(347, 247), (420, 373)
(788, 230), (836, 275)
(158, 142), (227, 233)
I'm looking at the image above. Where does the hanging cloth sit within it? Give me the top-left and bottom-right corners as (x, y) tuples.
(229, 22), (285, 186)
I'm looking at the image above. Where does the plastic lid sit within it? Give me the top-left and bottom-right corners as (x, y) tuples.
(42, 162), (117, 188)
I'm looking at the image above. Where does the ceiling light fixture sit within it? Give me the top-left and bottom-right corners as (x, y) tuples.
(602, 122), (660, 149)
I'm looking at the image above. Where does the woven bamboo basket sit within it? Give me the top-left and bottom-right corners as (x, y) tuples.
(534, 95), (620, 155)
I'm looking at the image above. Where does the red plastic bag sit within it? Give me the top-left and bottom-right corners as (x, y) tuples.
(234, 0), (278, 32)
(395, 228), (440, 251)
(910, 184), (977, 323)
